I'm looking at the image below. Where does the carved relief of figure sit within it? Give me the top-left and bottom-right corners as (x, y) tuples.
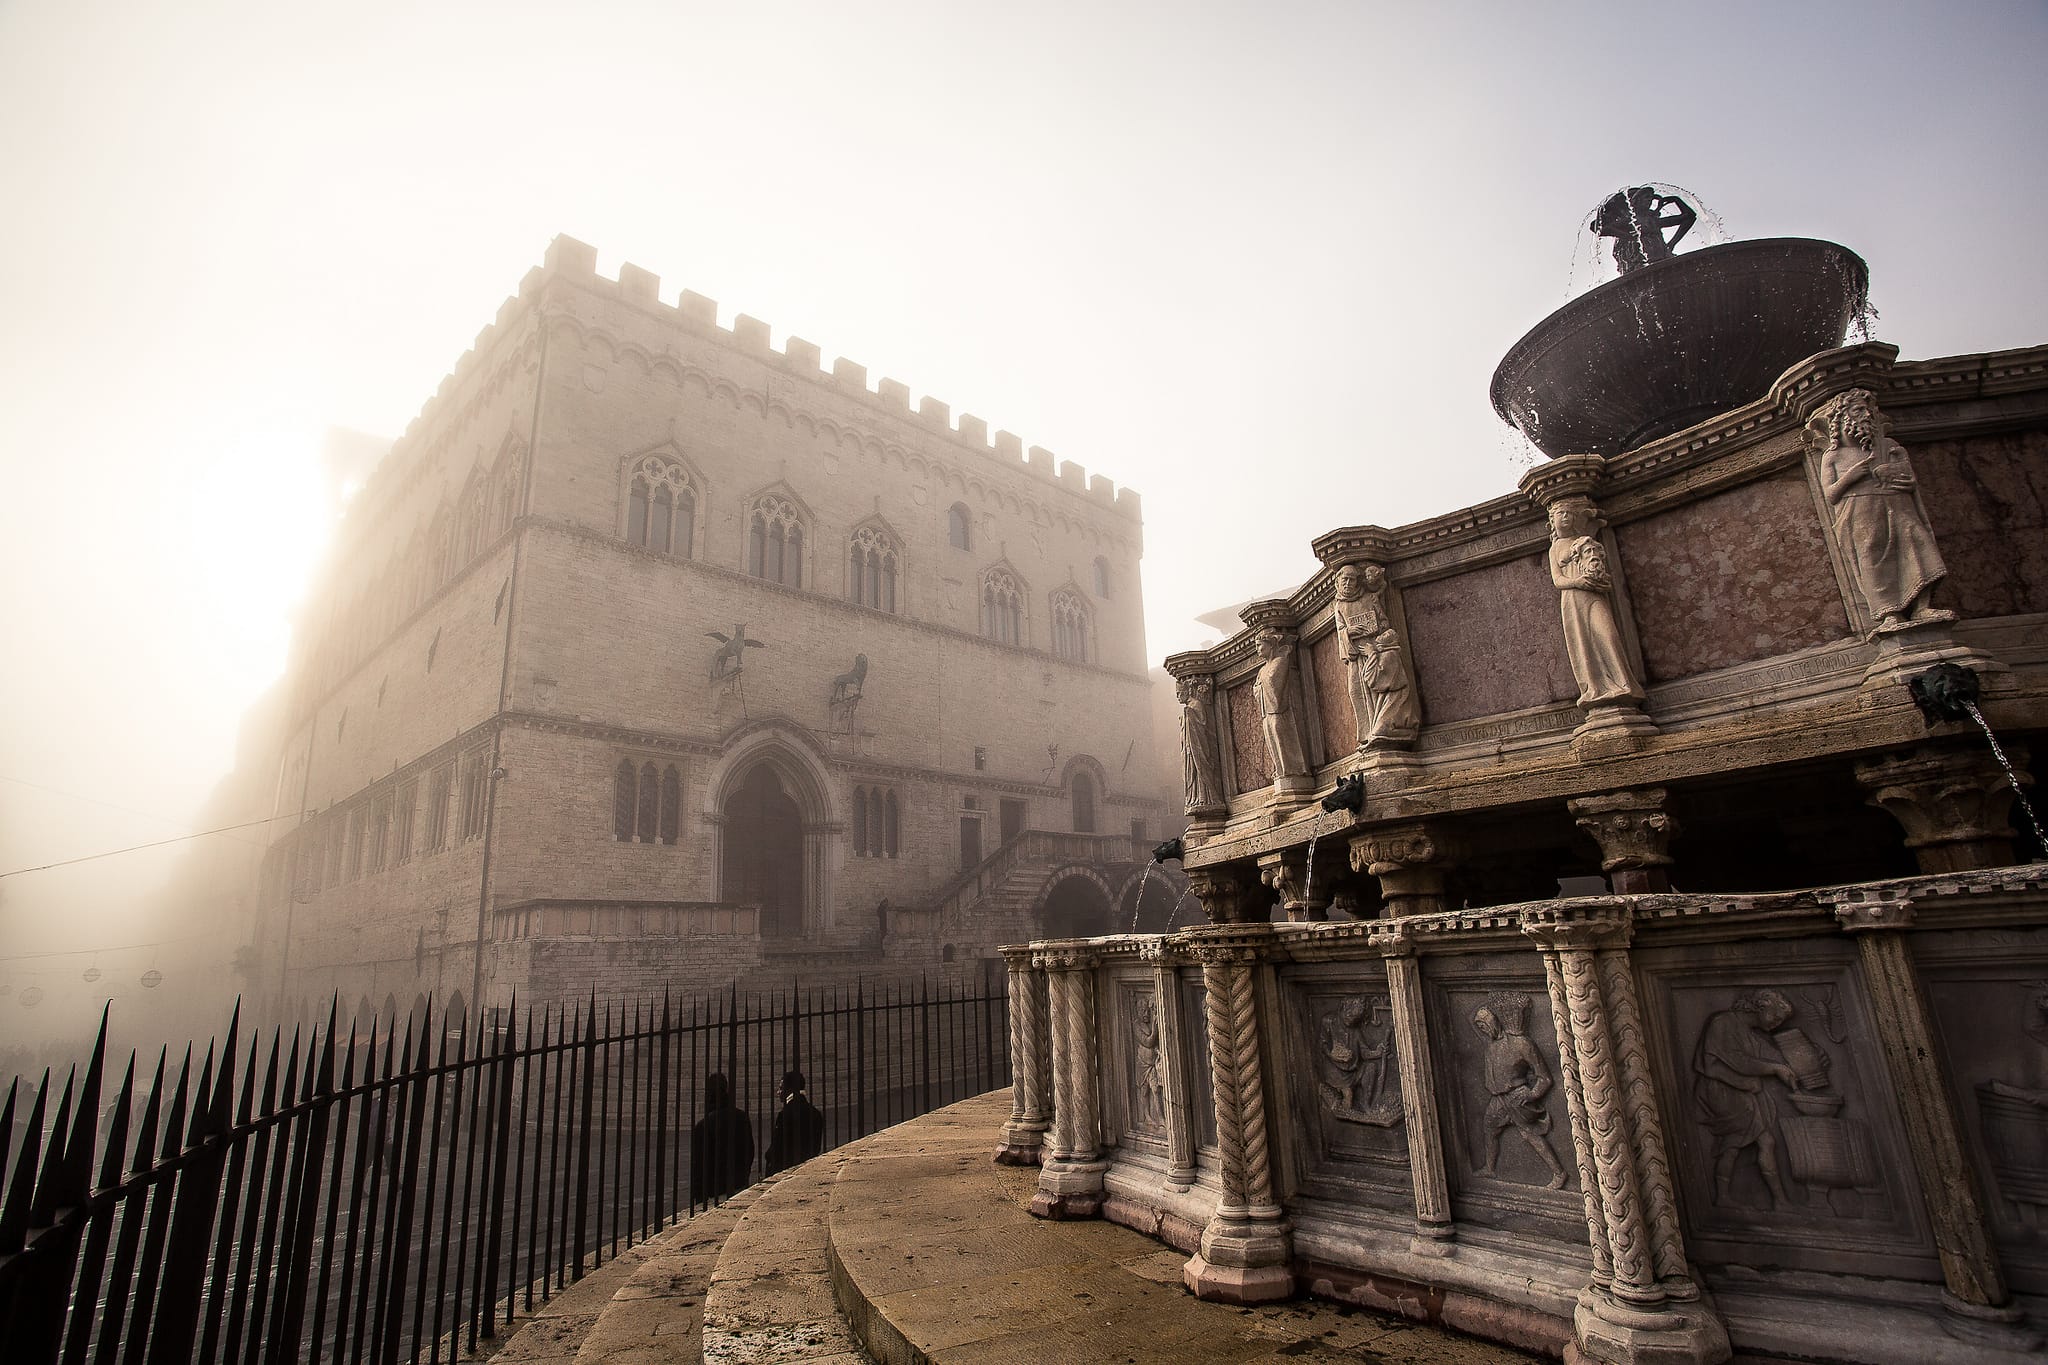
(1980, 981), (2048, 1225)
(1254, 628), (1311, 779)
(1472, 992), (1569, 1189)
(1178, 675), (1226, 813)
(1333, 564), (1421, 749)
(1132, 999), (1165, 1130)
(1808, 390), (1952, 632)
(1546, 498), (1643, 709)
(1692, 989), (1804, 1209)
(1315, 996), (1402, 1128)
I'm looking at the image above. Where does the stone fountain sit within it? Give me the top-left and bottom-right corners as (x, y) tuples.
(1492, 187), (1869, 458)
(1003, 190), (2048, 1365)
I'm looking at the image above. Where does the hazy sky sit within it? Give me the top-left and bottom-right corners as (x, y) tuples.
(3, 0), (2045, 962)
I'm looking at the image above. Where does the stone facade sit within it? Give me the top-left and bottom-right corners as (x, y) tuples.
(249, 237), (1173, 1023)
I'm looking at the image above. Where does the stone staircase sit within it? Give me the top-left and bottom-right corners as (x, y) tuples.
(480, 1092), (1529, 1365)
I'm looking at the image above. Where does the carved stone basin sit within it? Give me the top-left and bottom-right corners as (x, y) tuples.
(1491, 238), (1869, 459)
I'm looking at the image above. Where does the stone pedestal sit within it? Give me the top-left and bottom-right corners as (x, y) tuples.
(1855, 743), (2033, 873)
(1259, 848), (1331, 922)
(1181, 926), (1294, 1304)
(1569, 787), (1679, 894)
(1349, 823), (1449, 918)
(1523, 903), (1728, 1365)
(1030, 945), (1106, 1219)
(995, 947), (1051, 1165)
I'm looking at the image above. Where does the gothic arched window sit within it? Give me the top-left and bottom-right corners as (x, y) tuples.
(981, 566), (1025, 647)
(948, 503), (973, 551)
(1050, 587), (1092, 663)
(625, 455), (696, 557)
(748, 492), (806, 587)
(616, 759), (682, 844)
(849, 524), (900, 612)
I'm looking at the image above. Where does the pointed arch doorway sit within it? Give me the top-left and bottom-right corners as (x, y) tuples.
(722, 763), (805, 938)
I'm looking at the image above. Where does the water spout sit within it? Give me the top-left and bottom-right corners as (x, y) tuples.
(1908, 661), (1981, 727)
(1321, 774), (1366, 815)
(1151, 837), (1185, 865)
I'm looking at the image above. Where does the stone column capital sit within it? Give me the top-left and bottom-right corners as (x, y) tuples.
(1366, 922), (1419, 958)
(1031, 943), (1102, 972)
(1821, 890), (1919, 934)
(999, 943), (1039, 971)
(1347, 822), (1444, 876)
(1520, 901), (1634, 953)
(1855, 742), (2032, 874)
(1185, 865), (1268, 925)
(1258, 848), (1331, 922)
(1569, 787), (1680, 892)
(1177, 923), (1278, 967)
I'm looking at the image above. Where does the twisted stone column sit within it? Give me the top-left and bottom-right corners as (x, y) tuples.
(1182, 922), (1293, 1304)
(1369, 923), (1453, 1254)
(1523, 904), (1726, 1365)
(1823, 891), (2036, 1349)
(1141, 939), (1199, 1190)
(1030, 944), (1106, 1219)
(995, 946), (1051, 1165)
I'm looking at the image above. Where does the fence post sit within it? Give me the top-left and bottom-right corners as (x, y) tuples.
(146, 1009), (241, 1365)
(571, 994), (597, 1281)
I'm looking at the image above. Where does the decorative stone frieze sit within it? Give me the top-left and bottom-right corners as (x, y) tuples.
(1348, 822), (1449, 918)
(1180, 925), (1293, 1304)
(1855, 743), (2033, 874)
(1520, 903), (1728, 1365)
(1030, 943), (1107, 1219)
(1569, 787), (1679, 893)
(1822, 889), (2033, 1345)
(1259, 848), (1330, 923)
(1367, 923), (1454, 1252)
(995, 946), (1051, 1165)
(1186, 864), (1268, 925)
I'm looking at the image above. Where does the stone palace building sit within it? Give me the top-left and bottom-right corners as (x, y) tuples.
(249, 237), (1175, 1025)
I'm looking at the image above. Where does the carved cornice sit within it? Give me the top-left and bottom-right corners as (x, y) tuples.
(1516, 452), (1607, 509)
(1173, 922), (1280, 965)
(1031, 940), (1103, 971)
(1821, 891), (1918, 934)
(999, 943), (1040, 969)
(1238, 599), (1297, 635)
(1311, 525), (1398, 568)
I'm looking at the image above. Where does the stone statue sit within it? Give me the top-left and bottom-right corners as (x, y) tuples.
(829, 653), (867, 714)
(1132, 1000), (1165, 1130)
(1333, 564), (1421, 749)
(1472, 992), (1569, 1189)
(1808, 390), (1952, 633)
(1691, 988), (1804, 1210)
(1178, 675), (1225, 814)
(1254, 628), (1311, 780)
(705, 623), (766, 682)
(1590, 186), (1696, 273)
(1546, 498), (1644, 709)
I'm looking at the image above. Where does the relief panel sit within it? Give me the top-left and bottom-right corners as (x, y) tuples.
(1403, 553), (1577, 724)
(1225, 679), (1272, 794)
(1612, 473), (1852, 683)
(1279, 963), (1413, 1210)
(1915, 927), (2048, 1295)
(1113, 977), (1168, 1148)
(1637, 941), (1937, 1282)
(1424, 955), (1584, 1241)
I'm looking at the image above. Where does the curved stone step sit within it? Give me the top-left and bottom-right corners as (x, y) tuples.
(699, 1151), (865, 1363)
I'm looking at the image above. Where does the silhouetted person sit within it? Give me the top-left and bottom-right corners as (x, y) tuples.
(763, 1069), (826, 1175)
(691, 1072), (754, 1205)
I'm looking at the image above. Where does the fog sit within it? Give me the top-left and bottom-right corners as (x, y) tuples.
(3, 0), (2044, 1067)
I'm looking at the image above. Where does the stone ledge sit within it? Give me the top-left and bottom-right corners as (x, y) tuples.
(825, 1091), (1533, 1363)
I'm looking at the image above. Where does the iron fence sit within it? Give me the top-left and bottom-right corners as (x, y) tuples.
(0, 971), (1010, 1365)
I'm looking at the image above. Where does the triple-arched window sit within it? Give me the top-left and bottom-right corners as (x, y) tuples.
(626, 455), (696, 557)
(981, 566), (1025, 646)
(849, 524), (900, 613)
(748, 493), (806, 586)
(948, 503), (973, 551)
(1050, 587), (1092, 663)
(614, 759), (682, 844)
(852, 785), (900, 858)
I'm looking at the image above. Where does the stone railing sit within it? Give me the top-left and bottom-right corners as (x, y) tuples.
(929, 829), (1149, 924)
(999, 865), (2048, 1365)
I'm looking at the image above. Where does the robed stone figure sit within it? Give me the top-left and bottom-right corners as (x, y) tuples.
(1809, 389), (1951, 632)
(1179, 674), (1226, 813)
(1333, 563), (1420, 749)
(1546, 498), (1643, 709)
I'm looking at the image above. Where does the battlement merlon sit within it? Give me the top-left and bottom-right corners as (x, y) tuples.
(525, 234), (1143, 522)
